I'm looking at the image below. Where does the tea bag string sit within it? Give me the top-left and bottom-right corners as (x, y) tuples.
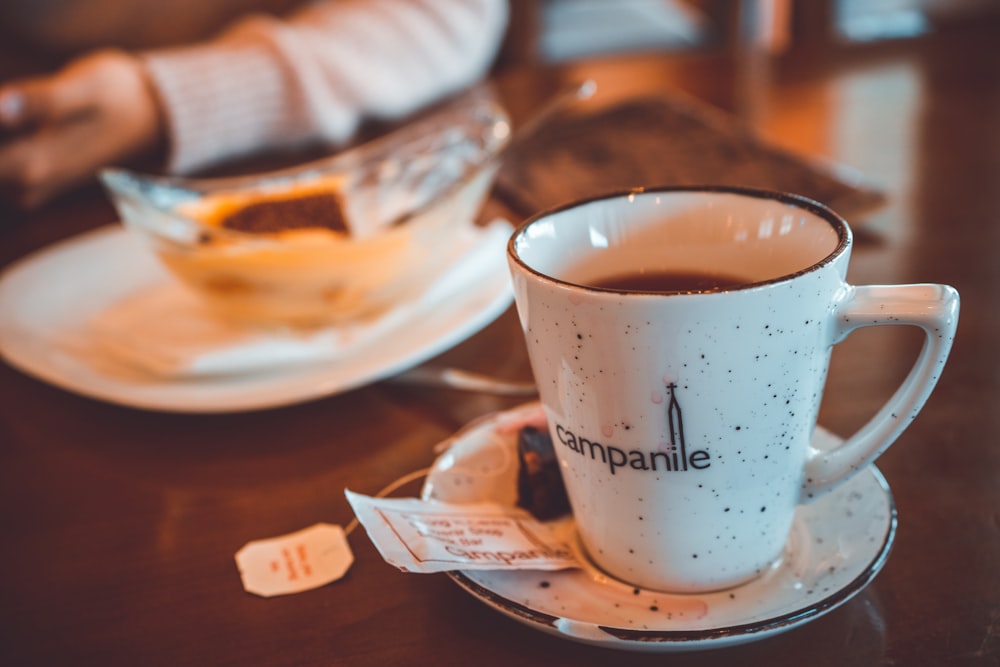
(345, 467), (431, 537)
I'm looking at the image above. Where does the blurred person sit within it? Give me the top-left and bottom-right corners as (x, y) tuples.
(0, 0), (509, 209)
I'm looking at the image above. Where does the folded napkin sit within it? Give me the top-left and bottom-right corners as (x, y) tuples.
(496, 94), (885, 221)
(86, 219), (512, 378)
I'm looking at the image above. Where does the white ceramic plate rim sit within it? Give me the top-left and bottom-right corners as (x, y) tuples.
(0, 225), (513, 413)
(421, 402), (897, 653)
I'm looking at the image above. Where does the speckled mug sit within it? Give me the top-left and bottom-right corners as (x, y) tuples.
(507, 186), (959, 593)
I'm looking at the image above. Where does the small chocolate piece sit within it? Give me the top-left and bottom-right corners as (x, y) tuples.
(516, 426), (571, 520)
(220, 192), (348, 234)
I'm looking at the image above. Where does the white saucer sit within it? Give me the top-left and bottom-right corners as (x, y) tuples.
(0, 225), (512, 412)
(421, 402), (896, 653)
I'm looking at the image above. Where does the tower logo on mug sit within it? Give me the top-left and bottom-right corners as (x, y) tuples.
(551, 383), (712, 477)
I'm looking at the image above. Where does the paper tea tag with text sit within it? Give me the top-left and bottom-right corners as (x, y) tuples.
(234, 523), (353, 597)
(345, 490), (579, 573)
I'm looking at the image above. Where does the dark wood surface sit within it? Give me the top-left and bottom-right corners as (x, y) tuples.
(1, 18), (998, 667)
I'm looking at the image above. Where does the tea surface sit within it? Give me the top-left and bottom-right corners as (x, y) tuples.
(589, 269), (748, 293)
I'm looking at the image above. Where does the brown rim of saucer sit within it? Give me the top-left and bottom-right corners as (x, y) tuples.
(507, 185), (852, 296)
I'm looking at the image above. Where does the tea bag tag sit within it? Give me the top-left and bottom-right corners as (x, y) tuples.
(234, 523), (353, 597)
(345, 490), (579, 573)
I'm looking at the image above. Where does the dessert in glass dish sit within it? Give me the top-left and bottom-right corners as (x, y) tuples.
(102, 88), (510, 329)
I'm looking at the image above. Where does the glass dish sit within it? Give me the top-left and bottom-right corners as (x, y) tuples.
(101, 88), (511, 328)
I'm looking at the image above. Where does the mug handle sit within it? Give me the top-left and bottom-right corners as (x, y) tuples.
(801, 283), (960, 501)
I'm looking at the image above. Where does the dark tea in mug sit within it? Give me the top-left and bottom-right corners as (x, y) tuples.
(588, 270), (747, 293)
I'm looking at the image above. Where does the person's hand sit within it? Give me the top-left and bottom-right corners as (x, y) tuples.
(0, 49), (165, 210)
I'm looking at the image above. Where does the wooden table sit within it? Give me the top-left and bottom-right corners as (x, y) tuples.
(1, 17), (998, 667)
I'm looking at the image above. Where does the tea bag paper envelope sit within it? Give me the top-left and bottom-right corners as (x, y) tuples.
(84, 219), (512, 378)
(345, 491), (579, 573)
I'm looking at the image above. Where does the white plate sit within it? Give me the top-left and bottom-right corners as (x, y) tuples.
(422, 402), (897, 653)
(0, 225), (513, 412)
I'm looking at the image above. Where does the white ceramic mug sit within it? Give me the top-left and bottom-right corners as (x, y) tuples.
(507, 187), (959, 593)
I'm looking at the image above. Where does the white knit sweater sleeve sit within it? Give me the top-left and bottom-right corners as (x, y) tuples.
(140, 0), (509, 174)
